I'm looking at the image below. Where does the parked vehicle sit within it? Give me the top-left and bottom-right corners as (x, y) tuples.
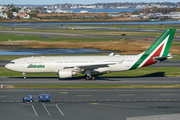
(23, 94), (34, 103)
(38, 94), (50, 102)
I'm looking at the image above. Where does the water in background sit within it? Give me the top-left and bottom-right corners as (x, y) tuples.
(0, 48), (118, 55)
(62, 9), (138, 13)
(1, 21), (180, 26)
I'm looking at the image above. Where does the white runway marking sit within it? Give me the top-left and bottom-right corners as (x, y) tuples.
(56, 104), (64, 116)
(42, 103), (51, 116)
(31, 105), (38, 116)
(20, 103), (38, 116)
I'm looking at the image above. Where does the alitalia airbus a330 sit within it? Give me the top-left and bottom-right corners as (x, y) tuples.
(5, 29), (176, 80)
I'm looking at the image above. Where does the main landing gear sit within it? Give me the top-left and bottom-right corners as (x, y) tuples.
(84, 69), (95, 80)
(84, 75), (95, 80)
(23, 73), (26, 80)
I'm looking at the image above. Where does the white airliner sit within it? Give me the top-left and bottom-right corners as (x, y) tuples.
(5, 29), (176, 80)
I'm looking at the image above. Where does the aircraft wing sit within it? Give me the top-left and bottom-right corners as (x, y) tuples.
(64, 60), (124, 70)
(75, 63), (116, 70)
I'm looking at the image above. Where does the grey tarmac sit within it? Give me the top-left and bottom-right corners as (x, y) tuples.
(0, 30), (180, 40)
(1, 88), (180, 120)
(0, 77), (180, 85)
(2, 25), (180, 33)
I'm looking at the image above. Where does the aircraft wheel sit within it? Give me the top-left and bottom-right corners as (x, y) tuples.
(85, 76), (90, 80)
(91, 76), (95, 81)
(23, 77), (26, 80)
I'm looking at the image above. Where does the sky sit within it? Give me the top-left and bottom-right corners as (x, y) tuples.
(0, 0), (178, 5)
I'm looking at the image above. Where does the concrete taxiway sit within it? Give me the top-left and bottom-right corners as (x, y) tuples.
(0, 77), (180, 85)
(1, 88), (180, 120)
(0, 30), (180, 41)
(1, 25), (180, 33)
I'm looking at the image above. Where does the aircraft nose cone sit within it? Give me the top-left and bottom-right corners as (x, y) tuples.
(5, 64), (12, 70)
(5, 64), (9, 69)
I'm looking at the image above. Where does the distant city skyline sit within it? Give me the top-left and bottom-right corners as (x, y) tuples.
(0, 0), (179, 5)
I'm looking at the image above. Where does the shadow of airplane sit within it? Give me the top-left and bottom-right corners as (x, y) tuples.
(8, 72), (165, 81)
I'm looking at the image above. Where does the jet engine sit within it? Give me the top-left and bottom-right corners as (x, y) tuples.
(58, 69), (76, 78)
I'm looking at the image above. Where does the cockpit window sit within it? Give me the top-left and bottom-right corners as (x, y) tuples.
(10, 62), (15, 64)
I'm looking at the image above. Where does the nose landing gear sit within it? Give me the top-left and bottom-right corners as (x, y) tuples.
(23, 73), (26, 80)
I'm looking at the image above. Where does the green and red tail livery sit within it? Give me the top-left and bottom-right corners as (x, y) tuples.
(130, 29), (176, 70)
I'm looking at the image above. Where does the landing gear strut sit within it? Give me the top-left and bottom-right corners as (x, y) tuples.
(84, 69), (95, 80)
(23, 73), (26, 80)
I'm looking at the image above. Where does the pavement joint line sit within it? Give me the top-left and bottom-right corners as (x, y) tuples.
(97, 103), (180, 111)
(119, 94), (135, 96)
(161, 94), (177, 95)
(76, 95), (92, 97)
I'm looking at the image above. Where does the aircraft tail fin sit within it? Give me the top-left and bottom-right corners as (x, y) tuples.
(130, 29), (176, 69)
(143, 29), (176, 58)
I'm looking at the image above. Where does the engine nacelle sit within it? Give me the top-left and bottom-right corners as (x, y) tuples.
(58, 69), (76, 78)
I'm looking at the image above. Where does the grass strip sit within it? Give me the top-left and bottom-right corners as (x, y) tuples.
(13, 85), (180, 88)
